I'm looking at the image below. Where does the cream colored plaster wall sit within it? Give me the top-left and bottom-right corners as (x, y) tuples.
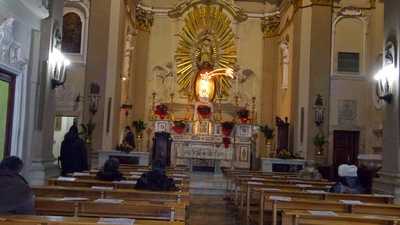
(236, 18), (263, 120)
(329, 2), (384, 161)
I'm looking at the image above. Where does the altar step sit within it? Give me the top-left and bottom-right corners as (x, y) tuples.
(190, 172), (228, 195)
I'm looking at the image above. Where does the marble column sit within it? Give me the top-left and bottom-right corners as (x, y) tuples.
(30, 0), (65, 185)
(260, 15), (280, 157)
(373, 0), (400, 201)
(131, 31), (151, 121)
(292, 1), (332, 162)
(84, 0), (125, 155)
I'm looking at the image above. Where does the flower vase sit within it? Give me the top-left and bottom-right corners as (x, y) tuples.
(265, 139), (272, 157)
(239, 117), (249, 124)
(172, 126), (185, 134)
(222, 128), (232, 136)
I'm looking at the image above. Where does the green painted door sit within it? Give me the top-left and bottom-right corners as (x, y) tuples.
(0, 75), (12, 160)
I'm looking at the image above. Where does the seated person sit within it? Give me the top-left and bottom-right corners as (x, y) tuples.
(0, 156), (35, 215)
(135, 160), (177, 191)
(299, 161), (322, 180)
(96, 158), (125, 181)
(330, 162), (365, 194)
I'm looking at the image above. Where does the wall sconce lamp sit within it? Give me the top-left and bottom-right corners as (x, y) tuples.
(374, 40), (397, 104)
(50, 48), (70, 89)
(313, 94), (324, 127)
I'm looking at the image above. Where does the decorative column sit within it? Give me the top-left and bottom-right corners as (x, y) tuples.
(30, 0), (65, 185)
(260, 13), (280, 157)
(84, 0), (126, 156)
(131, 6), (153, 121)
(373, 0), (400, 201)
(291, 0), (333, 162)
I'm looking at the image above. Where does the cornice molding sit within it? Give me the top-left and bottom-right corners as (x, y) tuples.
(167, 0), (248, 22)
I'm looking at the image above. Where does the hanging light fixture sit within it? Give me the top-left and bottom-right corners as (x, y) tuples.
(49, 26), (71, 89)
(374, 40), (397, 104)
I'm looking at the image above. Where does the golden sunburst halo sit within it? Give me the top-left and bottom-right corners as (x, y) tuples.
(175, 5), (237, 99)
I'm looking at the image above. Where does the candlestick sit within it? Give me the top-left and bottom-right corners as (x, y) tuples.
(251, 97), (256, 123)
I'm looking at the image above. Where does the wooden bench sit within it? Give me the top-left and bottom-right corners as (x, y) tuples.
(47, 178), (189, 191)
(35, 197), (186, 222)
(0, 215), (184, 225)
(281, 210), (400, 225)
(32, 186), (190, 203)
(258, 196), (400, 225)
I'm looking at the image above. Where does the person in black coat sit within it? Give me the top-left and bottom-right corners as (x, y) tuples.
(59, 125), (88, 176)
(96, 158), (125, 181)
(0, 156), (35, 215)
(135, 160), (177, 191)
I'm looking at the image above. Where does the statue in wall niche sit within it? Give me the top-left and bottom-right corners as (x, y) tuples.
(280, 40), (289, 90)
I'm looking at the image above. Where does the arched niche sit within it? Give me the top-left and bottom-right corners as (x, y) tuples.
(62, 12), (82, 54)
(331, 14), (368, 78)
(62, 1), (90, 64)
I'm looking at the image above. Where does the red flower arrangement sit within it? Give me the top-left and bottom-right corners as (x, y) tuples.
(223, 137), (231, 148)
(237, 108), (250, 123)
(197, 105), (211, 119)
(172, 121), (186, 134)
(221, 121), (235, 137)
(155, 104), (168, 119)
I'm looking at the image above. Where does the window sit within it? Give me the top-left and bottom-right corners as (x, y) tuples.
(62, 12), (82, 53)
(337, 52), (360, 73)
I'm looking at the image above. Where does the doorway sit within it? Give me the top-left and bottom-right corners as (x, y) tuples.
(333, 130), (360, 171)
(0, 71), (15, 160)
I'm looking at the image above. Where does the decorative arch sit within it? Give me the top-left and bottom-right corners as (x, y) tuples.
(62, 12), (82, 53)
(330, 7), (369, 78)
(62, 0), (90, 63)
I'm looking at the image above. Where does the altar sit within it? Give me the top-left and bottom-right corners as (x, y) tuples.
(97, 150), (150, 168)
(154, 120), (255, 173)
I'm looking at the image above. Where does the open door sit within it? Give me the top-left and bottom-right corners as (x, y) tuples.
(0, 70), (15, 160)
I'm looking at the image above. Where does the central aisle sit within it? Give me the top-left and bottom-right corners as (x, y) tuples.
(189, 195), (238, 225)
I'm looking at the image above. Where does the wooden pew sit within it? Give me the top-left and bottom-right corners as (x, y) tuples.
(47, 178), (189, 191)
(35, 197), (186, 222)
(259, 196), (400, 225)
(0, 215), (184, 225)
(67, 173), (190, 186)
(32, 186), (190, 203)
(281, 210), (400, 225)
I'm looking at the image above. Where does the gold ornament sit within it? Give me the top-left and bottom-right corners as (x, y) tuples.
(175, 5), (237, 100)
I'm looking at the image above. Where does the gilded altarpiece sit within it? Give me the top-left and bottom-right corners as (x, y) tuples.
(151, 2), (256, 171)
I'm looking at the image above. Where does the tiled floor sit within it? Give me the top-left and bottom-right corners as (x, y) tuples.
(189, 194), (238, 225)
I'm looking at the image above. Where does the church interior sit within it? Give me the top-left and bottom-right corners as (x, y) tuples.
(3, 0), (400, 224)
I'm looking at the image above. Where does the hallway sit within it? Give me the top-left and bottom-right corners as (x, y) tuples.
(189, 195), (238, 225)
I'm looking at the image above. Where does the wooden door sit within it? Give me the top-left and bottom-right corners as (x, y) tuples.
(0, 70), (15, 160)
(333, 130), (360, 170)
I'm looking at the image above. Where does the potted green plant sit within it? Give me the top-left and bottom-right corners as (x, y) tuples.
(313, 133), (327, 155)
(132, 120), (147, 138)
(80, 121), (96, 145)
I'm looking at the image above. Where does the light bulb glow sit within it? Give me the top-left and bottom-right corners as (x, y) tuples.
(374, 64), (396, 83)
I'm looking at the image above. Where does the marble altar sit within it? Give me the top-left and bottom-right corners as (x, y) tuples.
(261, 158), (306, 172)
(98, 150), (150, 168)
(154, 120), (255, 172)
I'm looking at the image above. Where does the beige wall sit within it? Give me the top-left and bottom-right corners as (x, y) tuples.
(329, 1), (384, 164)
